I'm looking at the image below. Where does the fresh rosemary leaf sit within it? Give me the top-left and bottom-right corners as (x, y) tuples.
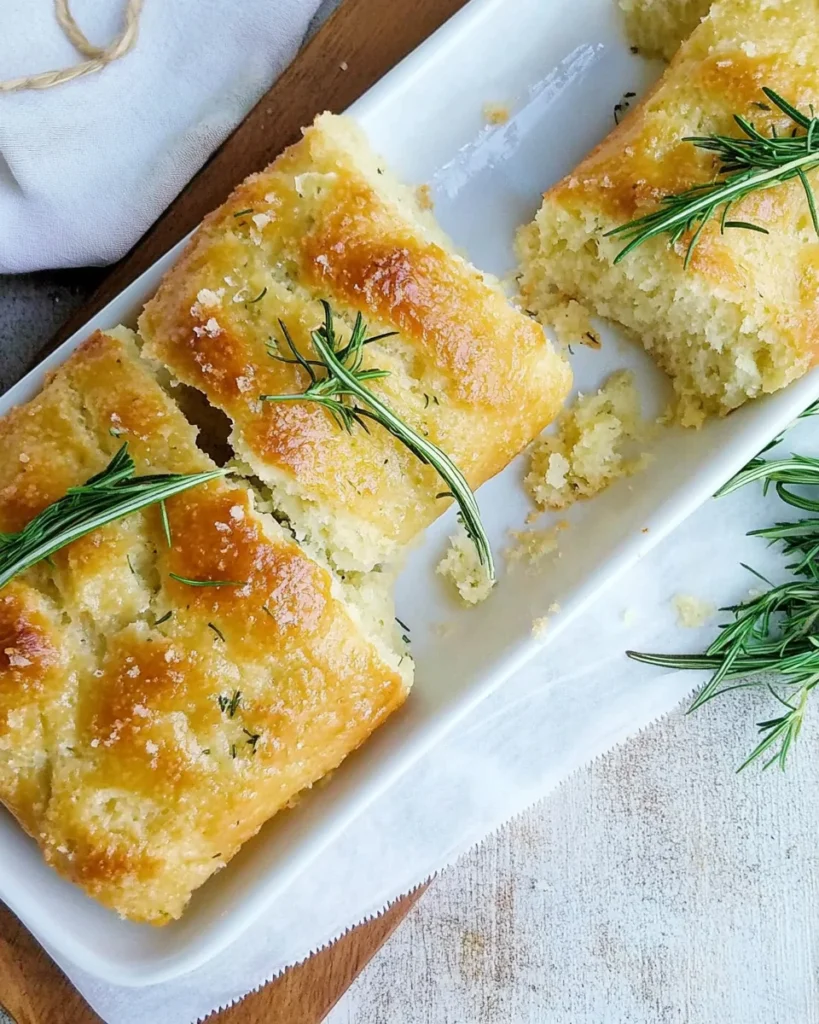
(607, 88), (819, 265)
(217, 690), (242, 717)
(242, 727), (260, 753)
(628, 404), (819, 770)
(260, 301), (495, 581)
(154, 610), (173, 626)
(159, 499), (173, 548)
(168, 574), (245, 587)
(208, 622), (226, 643)
(0, 444), (225, 591)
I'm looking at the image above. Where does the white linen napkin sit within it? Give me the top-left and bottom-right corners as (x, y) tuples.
(46, 413), (811, 1023)
(0, 0), (322, 273)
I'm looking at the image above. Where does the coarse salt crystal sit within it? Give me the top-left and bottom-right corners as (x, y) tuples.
(197, 288), (223, 308)
(5, 649), (31, 668)
(229, 505), (245, 521)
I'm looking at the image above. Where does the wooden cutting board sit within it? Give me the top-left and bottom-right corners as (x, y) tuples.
(0, 0), (467, 1019)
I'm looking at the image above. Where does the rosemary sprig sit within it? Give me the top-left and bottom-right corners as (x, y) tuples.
(0, 445), (225, 591)
(260, 301), (494, 580)
(627, 405), (819, 771)
(168, 574), (246, 588)
(607, 88), (819, 267)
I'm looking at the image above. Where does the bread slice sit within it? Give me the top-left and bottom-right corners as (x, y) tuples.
(0, 330), (410, 924)
(519, 0), (819, 426)
(139, 113), (571, 570)
(619, 0), (713, 60)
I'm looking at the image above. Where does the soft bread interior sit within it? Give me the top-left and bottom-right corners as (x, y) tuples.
(619, 0), (713, 60)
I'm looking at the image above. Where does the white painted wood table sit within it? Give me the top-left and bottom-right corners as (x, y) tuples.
(328, 688), (819, 1024)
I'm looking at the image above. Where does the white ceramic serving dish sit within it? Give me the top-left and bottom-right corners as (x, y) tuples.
(2, 0), (819, 987)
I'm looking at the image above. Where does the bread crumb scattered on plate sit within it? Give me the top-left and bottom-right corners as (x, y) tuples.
(506, 521), (568, 569)
(525, 370), (651, 511)
(437, 525), (496, 606)
(483, 101), (510, 125)
(532, 616), (551, 638)
(673, 593), (715, 628)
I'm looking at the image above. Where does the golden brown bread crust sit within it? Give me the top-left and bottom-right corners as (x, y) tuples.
(0, 331), (409, 924)
(139, 113), (571, 568)
(524, 0), (819, 420)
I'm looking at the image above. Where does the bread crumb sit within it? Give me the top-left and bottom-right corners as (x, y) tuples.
(339, 60), (349, 71)
(673, 593), (715, 628)
(437, 525), (496, 606)
(506, 522), (568, 568)
(622, 607), (638, 625)
(548, 601), (561, 614)
(18, 453), (29, 464)
(416, 184), (434, 211)
(434, 621), (455, 638)
(526, 370), (650, 511)
(532, 616), (550, 638)
(483, 101), (510, 125)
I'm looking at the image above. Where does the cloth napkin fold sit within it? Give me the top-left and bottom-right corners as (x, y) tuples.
(0, 0), (322, 274)
(49, 441), (802, 1023)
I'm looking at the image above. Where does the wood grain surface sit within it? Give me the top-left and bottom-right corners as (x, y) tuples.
(0, 0), (465, 1020)
(0, 887), (428, 1024)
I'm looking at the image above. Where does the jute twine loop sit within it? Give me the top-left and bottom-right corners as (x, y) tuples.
(0, 0), (143, 93)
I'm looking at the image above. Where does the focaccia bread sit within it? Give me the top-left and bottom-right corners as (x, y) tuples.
(0, 330), (410, 924)
(519, 0), (819, 426)
(140, 113), (571, 571)
(619, 0), (713, 60)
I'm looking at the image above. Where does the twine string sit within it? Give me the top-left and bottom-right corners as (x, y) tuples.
(0, 0), (143, 93)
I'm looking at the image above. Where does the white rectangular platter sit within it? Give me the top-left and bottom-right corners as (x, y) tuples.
(2, 0), (819, 988)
